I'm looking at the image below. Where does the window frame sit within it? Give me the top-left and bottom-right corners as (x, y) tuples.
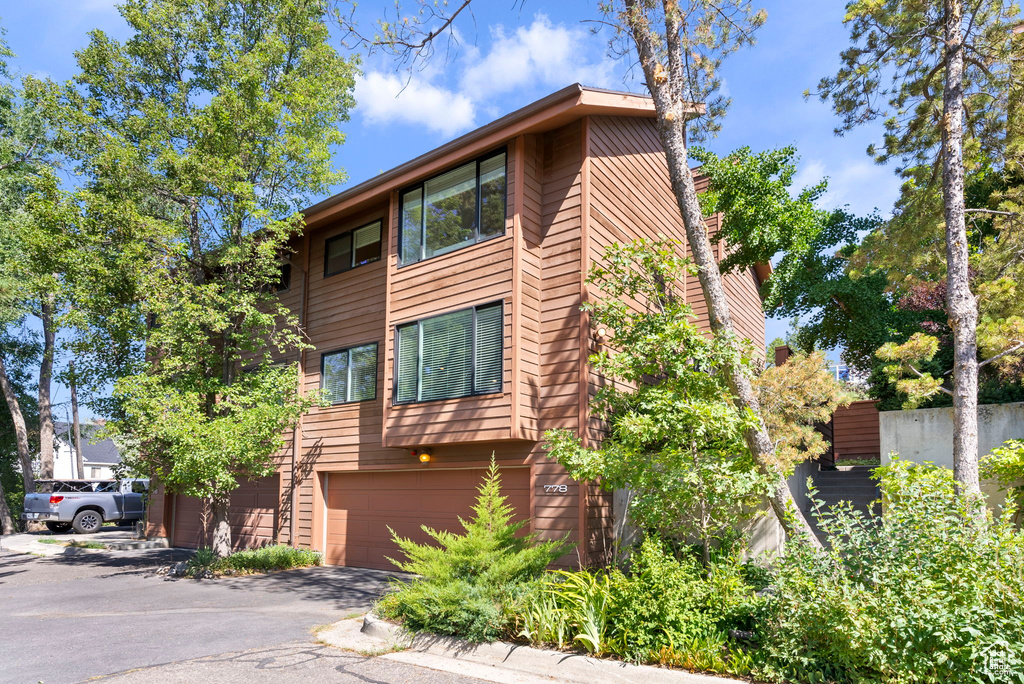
(398, 148), (508, 267)
(320, 342), (379, 405)
(392, 301), (504, 406)
(274, 261), (292, 293)
(324, 219), (383, 278)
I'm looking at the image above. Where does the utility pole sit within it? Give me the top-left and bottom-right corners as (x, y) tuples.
(69, 360), (84, 480)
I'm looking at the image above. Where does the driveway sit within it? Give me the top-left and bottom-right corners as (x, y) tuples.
(0, 548), (489, 684)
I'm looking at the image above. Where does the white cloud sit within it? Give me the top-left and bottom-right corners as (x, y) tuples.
(794, 158), (900, 217)
(460, 16), (616, 98)
(354, 72), (476, 137)
(356, 14), (619, 138)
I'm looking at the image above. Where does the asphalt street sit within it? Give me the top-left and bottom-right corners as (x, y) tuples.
(0, 548), (490, 684)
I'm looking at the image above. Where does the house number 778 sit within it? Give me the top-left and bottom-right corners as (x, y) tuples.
(543, 484), (568, 493)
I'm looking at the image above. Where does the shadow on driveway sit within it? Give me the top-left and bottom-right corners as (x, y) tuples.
(214, 564), (405, 613)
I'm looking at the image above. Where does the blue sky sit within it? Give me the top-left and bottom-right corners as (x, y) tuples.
(2, 0), (901, 414)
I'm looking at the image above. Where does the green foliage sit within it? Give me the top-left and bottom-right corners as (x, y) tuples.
(876, 332), (947, 408)
(185, 544), (321, 577)
(982, 439), (1024, 523)
(753, 350), (856, 466)
(28, 0), (358, 547)
(186, 547), (220, 577)
(223, 544), (322, 573)
(759, 459), (1024, 684)
(691, 146), (844, 276)
(0, 332), (39, 522)
(546, 238), (768, 556)
(516, 538), (765, 675)
(376, 457), (573, 642)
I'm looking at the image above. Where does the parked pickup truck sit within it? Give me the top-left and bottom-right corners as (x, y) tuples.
(22, 479), (149, 534)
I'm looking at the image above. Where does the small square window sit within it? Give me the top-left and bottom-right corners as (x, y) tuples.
(322, 343), (378, 404)
(325, 220), (382, 277)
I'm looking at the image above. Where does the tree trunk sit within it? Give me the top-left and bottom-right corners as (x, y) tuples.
(210, 493), (232, 557)
(625, 0), (821, 546)
(37, 297), (56, 480)
(0, 483), (14, 534)
(941, 0), (982, 498)
(69, 361), (85, 480)
(0, 352), (35, 495)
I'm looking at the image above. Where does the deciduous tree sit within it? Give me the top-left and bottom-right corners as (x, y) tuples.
(34, 0), (357, 555)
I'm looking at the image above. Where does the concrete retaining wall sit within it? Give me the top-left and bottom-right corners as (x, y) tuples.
(880, 402), (1024, 508)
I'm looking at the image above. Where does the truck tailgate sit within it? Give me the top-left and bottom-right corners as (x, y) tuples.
(22, 493), (55, 515)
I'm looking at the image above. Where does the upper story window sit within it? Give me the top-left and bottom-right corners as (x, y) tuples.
(394, 302), (503, 404)
(274, 262), (292, 293)
(399, 150), (507, 266)
(321, 343), (378, 404)
(325, 220), (382, 277)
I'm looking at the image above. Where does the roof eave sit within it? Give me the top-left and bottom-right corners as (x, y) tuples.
(301, 84), (690, 230)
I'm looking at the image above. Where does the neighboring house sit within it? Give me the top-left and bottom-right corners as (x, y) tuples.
(146, 84), (769, 567)
(52, 421), (121, 480)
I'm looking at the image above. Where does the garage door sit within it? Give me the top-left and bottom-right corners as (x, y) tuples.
(171, 475), (279, 550)
(324, 467), (530, 570)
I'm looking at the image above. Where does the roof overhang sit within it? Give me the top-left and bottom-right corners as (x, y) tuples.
(301, 84), (703, 230)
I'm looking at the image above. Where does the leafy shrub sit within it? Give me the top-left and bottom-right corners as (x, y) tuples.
(185, 544), (321, 577)
(759, 458), (1024, 684)
(376, 456), (573, 642)
(223, 545), (322, 573)
(982, 439), (1024, 525)
(186, 547), (221, 577)
(516, 538), (764, 674)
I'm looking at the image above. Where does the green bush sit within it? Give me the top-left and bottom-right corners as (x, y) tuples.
(516, 538), (764, 674)
(186, 544), (321, 577)
(223, 545), (322, 572)
(759, 458), (1024, 684)
(982, 439), (1024, 526)
(376, 456), (573, 642)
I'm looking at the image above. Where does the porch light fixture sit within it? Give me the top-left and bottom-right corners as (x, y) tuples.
(411, 449), (432, 463)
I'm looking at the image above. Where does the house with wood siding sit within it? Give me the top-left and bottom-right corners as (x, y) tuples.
(145, 84), (768, 570)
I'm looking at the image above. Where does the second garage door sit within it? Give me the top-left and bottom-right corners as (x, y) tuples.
(171, 475), (279, 550)
(324, 466), (530, 570)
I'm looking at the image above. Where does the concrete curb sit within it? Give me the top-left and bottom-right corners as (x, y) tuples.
(320, 613), (746, 684)
(0, 530), (166, 556)
(105, 538), (170, 551)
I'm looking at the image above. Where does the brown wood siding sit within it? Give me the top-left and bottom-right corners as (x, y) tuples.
(531, 120), (588, 562)
(833, 400), (881, 461)
(168, 476), (279, 550)
(518, 133), (544, 441)
(583, 115), (701, 558)
(243, 106), (765, 568)
(382, 146), (517, 446)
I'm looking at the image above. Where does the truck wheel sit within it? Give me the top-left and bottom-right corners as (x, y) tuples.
(72, 510), (104, 534)
(45, 521), (72, 533)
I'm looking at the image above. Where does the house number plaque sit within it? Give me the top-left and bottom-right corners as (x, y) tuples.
(542, 484), (569, 493)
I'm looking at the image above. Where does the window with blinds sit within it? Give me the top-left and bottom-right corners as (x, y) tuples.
(399, 150), (506, 266)
(394, 302), (503, 404)
(325, 220), (382, 277)
(321, 343), (378, 404)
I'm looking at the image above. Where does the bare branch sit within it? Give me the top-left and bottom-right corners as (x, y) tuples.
(979, 340), (1024, 370)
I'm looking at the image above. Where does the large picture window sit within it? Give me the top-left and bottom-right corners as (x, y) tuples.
(394, 302), (503, 404)
(325, 220), (382, 277)
(399, 150), (506, 266)
(321, 343), (378, 404)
